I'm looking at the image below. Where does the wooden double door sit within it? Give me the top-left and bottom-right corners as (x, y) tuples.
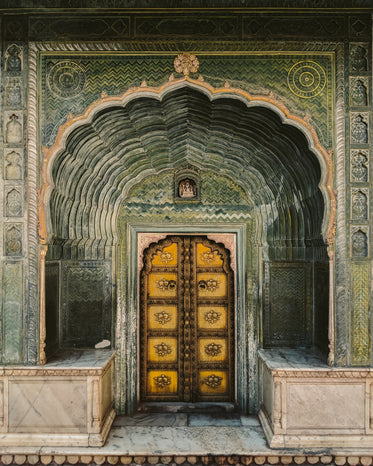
(140, 235), (234, 403)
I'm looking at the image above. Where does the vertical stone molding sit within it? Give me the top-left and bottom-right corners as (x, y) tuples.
(351, 263), (371, 365)
(2, 262), (23, 363)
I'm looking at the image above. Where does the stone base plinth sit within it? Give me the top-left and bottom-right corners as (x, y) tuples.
(0, 350), (115, 447)
(259, 349), (373, 449)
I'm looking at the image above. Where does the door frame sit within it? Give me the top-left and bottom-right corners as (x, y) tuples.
(121, 223), (248, 414)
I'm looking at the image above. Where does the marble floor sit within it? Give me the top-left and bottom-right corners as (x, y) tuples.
(2, 413), (373, 458)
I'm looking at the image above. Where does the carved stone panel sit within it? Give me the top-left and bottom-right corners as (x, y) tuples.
(2, 262), (23, 363)
(351, 113), (369, 144)
(351, 226), (369, 258)
(351, 150), (369, 182)
(351, 188), (369, 221)
(350, 44), (369, 73)
(264, 262), (311, 347)
(4, 224), (22, 257)
(5, 188), (22, 217)
(4, 112), (23, 145)
(350, 77), (369, 107)
(5, 44), (22, 73)
(61, 261), (112, 348)
(5, 78), (22, 107)
(45, 262), (60, 358)
(314, 263), (329, 354)
(351, 263), (371, 365)
(4, 150), (22, 180)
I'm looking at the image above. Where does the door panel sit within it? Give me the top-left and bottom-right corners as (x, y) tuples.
(140, 235), (234, 403)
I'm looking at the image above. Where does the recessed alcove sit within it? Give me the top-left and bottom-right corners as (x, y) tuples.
(43, 82), (330, 415)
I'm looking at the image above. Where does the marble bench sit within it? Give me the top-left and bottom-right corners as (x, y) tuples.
(258, 348), (373, 449)
(0, 349), (115, 447)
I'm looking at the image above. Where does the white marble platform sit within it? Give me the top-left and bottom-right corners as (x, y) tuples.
(0, 349), (116, 447)
(258, 349), (373, 449)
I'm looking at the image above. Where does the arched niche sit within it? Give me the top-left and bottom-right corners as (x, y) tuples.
(40, 78), (334, 413)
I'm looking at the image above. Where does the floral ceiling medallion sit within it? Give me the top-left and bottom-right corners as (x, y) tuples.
(174, 53), (199, 76)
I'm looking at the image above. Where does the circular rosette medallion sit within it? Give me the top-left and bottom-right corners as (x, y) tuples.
(287, 61), (326, 98)
(48, 61), (86, 99)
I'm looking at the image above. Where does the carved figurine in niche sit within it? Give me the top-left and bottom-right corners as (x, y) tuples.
(351, 114), (368, 144)
(5, 225), (22, 256)
(5, 150), (22, 180)
(352, 191), (368, 220)
(352, 229), (368, 257)
(351, 151), (368, 182)
(5, 114), (22, 144)
(179, 178), (197, 198)
(351, 80), (368, 106)
(350, 45), (368, 72)
(6, 189), (22, 217)
(6, 44), (22, 72)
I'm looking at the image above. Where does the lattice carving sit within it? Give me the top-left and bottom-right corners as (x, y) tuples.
(61, 262), (112, 348)
(264, 263), (311, 347)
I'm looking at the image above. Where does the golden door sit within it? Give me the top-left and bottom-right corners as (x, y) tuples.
(140, 235), (234, 403)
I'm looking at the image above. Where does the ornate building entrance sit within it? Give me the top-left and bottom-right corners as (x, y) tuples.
(140, 235), (234, 403)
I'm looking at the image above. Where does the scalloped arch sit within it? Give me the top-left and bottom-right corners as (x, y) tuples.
(40, 77), (334, 256)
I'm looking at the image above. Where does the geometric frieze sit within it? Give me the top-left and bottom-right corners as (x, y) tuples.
(349, 43), (369, 73)
(4, 112), (23, 145)
(350, 112), (369, 145)
(4, 149), (23, 180)
(351, 149), (369, 182)
(349, 77), (369, 107)
(350, 225), (369, 259)
(4, 223), (22, 256)
(351, 188), (369, 221)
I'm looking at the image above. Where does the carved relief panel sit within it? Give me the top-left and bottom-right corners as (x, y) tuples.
(350, 113), (369, 144)
(351, 150), (369, 182)
(140, 235), (234, 403)
(4, 223), (22, 256)
(5, 187), (22, 217)
(351, 188), (369, 221)
(351, 226), (369, 258)
(350, 77), (369, 107)
(4, 112), (23, 145)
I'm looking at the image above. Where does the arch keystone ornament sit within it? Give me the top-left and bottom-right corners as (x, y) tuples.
(174, 53), (199, 76)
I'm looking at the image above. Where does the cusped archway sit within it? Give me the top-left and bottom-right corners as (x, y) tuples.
(41, 78), (334, 412)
